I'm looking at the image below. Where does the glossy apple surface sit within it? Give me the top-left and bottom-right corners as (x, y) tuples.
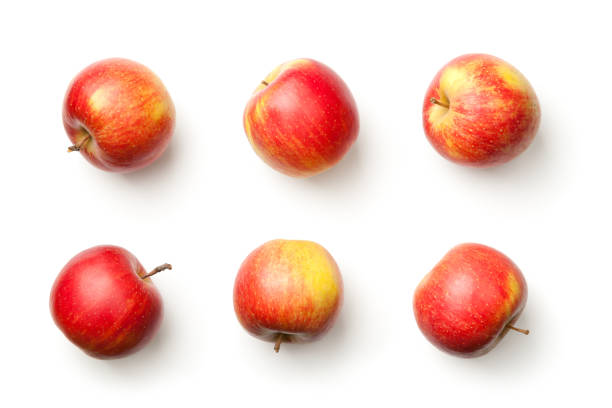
(423, 54), (540, 167)
(233, 239), (343, 352)
(243, 58), (359, 177)
(63, 58), (175, 172)
(413, 243), (528, 357)
(50, 245), (169, 359)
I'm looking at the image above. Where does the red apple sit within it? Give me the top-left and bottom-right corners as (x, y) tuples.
(423, 54), (540, 167)
(50, 245), (170, 359)
(63, 58), (175, 172)
(413, 243), (528, 357)
(233, 239), (343, 352)
(243, 58), (359, 177)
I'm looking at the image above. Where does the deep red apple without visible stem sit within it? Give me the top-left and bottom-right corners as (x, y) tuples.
(50, 245), (170, 359)
(423, 54), (540, 167)
(234, 239), (343, 352)
(63, 58), (175, 172)
(243, 58), (359, 177)
(413, 243), (529, 357)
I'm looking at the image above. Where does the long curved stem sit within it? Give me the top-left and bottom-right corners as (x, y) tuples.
(141, 263), (172, 280)
(507, 325), (529, 335)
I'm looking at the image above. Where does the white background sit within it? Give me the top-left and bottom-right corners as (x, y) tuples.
(1, 0), (609, 406)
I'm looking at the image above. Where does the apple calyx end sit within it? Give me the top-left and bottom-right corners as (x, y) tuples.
(430, 97), (450, 109)
(507, 324), (530, 335)
(141, 263), (172, 280)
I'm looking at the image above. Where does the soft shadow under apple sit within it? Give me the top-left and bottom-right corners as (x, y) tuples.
(120, 138), (179, 185)
(452, 119), (562, 198)
(260, 271), (369, 375)
(438, 292), (552, 378)
(305, 140), (364, 190)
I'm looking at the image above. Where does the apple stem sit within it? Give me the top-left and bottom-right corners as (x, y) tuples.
(507, 325), (530, 335)
(141, 263), (172, 280)
(430, 97), (449, 109)
(274, 333), (284, 353)
(261, 80), (269, 86)
(67, 135), (91, 152)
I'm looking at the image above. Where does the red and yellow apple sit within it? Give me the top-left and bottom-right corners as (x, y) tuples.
(50, 245), (170, 359)
(63, 58), (175, 172)
(243, 58), (359, 177)
(413, 243), (528, 357)
(423, 54), (540, 167)
(233, 239), (343, 352)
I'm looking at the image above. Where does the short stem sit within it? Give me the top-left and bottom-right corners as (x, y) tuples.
(274, 333), (284, 353)
(68, 135), (91, 152)
(507, 325), (529, 335)
(430, 97), (449, 109)
(141, 263), (172, 279)
(261, 80), (269, 86)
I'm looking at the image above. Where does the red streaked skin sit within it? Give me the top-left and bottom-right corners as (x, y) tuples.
(63, 58), (175, 172)
(50, 246), (165, 359)
(243, 58), (359, 177)
(423, 54), (540, 167)
(233, 239), (343, 351)
(413, 243), (528, 357)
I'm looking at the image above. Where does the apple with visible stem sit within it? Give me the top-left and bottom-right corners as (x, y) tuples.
(423, 54), (540, 167)
(50, 245), (171, 359)
(243, 58), (359, 177)
(413, 243), (529, 357)
(63, 58), (175, 172)
(233, 239), (343, 352)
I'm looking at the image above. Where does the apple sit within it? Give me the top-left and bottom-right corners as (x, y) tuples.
(50, 245), (170, 359)
(63, 58), (175, 172)
(413, 243), (529, 357)
(233, 239), (343, 352)
(423, 54), (540, 167)
(243, 58), (359, 177)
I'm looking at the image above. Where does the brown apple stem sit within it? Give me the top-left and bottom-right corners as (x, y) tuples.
(141, 263), (172, 280)
(274, 333), (284, 353)
(507, 325), (530, 335)
(430, 97), (449, 109)
(261, 80), (269, 86)
(67, 135), (91, 152)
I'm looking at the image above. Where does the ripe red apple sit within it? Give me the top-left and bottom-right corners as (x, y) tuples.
(413, 243), (528, 357)
(63, 58), (175, 172)
(233, 239), (343, 352)
(50, 245), (171, 359)
(423, 54), (540, 167)
(243, 58), (359, 177)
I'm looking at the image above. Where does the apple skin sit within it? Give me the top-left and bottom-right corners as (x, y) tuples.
(243, 58), (359, 177)
(63, 58), (175, 172)
(413, 243), (528, 357)
(423, 54), (540, 167)
(233, 239), (343, 351)
(50, 245), (165, 359)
